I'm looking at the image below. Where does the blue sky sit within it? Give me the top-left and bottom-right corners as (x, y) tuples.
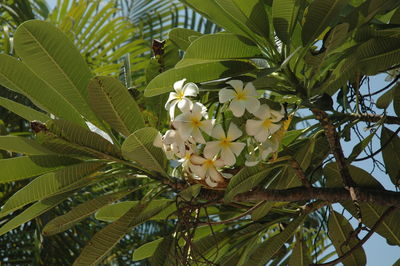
(45, 0), (399, 264)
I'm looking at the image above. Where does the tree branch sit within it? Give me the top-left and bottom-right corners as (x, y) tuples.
(233, 187), (400, 208)
(312, 206), (396, 266)
(332, 113), (400, 125)
(290, 158), (312, 188)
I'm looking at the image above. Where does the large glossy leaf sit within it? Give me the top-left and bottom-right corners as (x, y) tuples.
(272, 0), (302, 44)
(246, 215), (306, 265)
(177, 33), (260, 64)
(132, 238), (163, 261)
(14, 20), (98, 125)
(144, 59), (258, 97)
(324, 163), (400, 245)
(0, 155), (80, 184)
(394, 82), (400, 117)
(328, 210), (366, 265)
(95, 199), (175, 222)
(42, 189), (133, 236)
(73, 201), (171, 265)
(0, 96), (50, 123)
(302, 0), (349, 45)
(0, 161), (104, 217)
(41, 119), (120, 158)
(0, 136), (54, 155)
(381, 127), (400, 186)
(122, 127), (167, 176)
(0, 191), (71, 236)
(87, 76), (144, 137)
(168, 28), (203, 51)
(0, 54), (85, 126)
(224, 164), (281, 202)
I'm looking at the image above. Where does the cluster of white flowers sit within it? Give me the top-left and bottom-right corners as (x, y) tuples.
(154, 78), (285, 187)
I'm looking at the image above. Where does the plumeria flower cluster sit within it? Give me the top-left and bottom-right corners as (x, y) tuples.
(154, 78), (285, 188)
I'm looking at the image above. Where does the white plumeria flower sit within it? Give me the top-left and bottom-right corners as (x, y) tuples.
(165, 78), (199, 119)
(204, 123), (246, 166)
(153, 130), (186, 160)
(219, 80), (260, 117)
(246, 104), (284, 142)
(190, 154), (225, 187)
(173, 102), (214, 144)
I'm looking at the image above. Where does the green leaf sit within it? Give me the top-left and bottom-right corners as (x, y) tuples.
(168, 28), (202, 51)
(0, 192), (71, 236)
(381, 127), (400, 186)
(251, 201), (275, 221)
(0, 155), (80, 184)
(178, 33), (260, 64)
(95, 199), (175, 222)
(0, 54), (85, 126)
(132, 238), (163, 261)
(87, 76), (144, 137)
(324, 163), (400, 245)
(289, 235), (311, 266)
(122, 127), (167, 176)
(0, 96), (50, 123)
(376, 86), (394, 109)
(246, 215), (306, 265)
(224, 164), (280, 202)
(302, 0), (349, 45)
(144, 59), (257, 97)
(73, 201), (171, 265)
(272, 0), (302, 44)
(0, 136), (54, 155)
(0, 161), (104, 217)
(347, 129), (376, 162)
(328, 211), (366, 266)
(42, 119), (121, 158)
(14, 20), (98, 125)
(42, 189), (133, 236)
(179, 184), (202, 201)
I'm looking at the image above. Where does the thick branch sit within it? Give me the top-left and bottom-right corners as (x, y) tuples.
(312, 206), (396, 266)
(233, 187), (400, 208)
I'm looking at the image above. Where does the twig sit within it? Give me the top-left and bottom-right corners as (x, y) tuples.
(331, 113), (400, 125)
(312, 206), (396, 266)
(290, 158), (312, 188)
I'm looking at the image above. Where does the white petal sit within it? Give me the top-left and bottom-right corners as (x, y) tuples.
(244, 82), (257, 97)
(254, 104), (269, 120)
(182, 82), (199, 97)
(268, 123), (281, 135)
(163, 130), (177, 144)
(230, 142), (246, 156)
(246, 119), (263, 136)
(191, 164), (206, 178)
(245, 159), (260, 167)
(270, 108), (284, 122)
(190, 155), (207, 165)
(174, 78), (186, 91)
(208, 167), (224, 182)
(214, 159), (226, 168)
(229, 100), (246, 117)
(227, 123), (242, 140)
(218, 88), (235, 103)
(165, 93), (178, 109)
(222, 172), (233, 179)
(226, 80), (243, 93)
(168, 101), (178, 120)
(175, 122), (193, 140)
(177, 98), (192, 113)
(192, 127), (206, 144)
(244, 97), (261, 114)
(205, 176), (218, 187)
(153, 132), (163, 148)
(174, 113), (189, 123)
(211, 124), (226, 139)
(199, 119), (214, 136)
(255, 130), (269, 142)
(221, 147), (236, 166)
(204, 141), (221, 158)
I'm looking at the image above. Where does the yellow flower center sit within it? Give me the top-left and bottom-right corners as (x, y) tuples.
(262, 119), (272, 128)
(204, 159), (214, 167)
(236, 91), (246, 100)
(176, 91), (185, 100)
(191, 118), (201, 127)
(220, 137), (231, 148)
